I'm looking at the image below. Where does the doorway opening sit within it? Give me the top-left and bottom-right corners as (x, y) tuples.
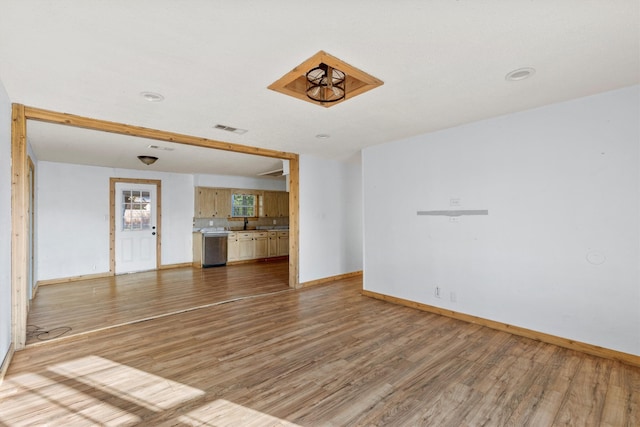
(11, 104), (300, 350)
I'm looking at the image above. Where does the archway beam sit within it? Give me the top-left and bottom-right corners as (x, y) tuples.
(11, 104), (300, 351)
(24, 106), (298, 160)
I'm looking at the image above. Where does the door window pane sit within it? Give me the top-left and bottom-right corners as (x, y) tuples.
(122, 190), (152, 231)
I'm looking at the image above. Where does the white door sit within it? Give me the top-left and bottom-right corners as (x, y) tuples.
(115, 183), (157, 274)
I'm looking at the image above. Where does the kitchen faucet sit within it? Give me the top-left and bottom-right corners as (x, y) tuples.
(243, 217), (248, 230)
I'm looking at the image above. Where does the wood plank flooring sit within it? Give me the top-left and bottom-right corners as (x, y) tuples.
(26, 260), (290, 346)
(3, 268), (639, 426)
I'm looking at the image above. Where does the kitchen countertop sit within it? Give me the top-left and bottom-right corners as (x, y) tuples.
(193, 227), (289, 233)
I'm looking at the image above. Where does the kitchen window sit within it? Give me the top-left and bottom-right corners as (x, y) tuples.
(231, 193), (257, 217)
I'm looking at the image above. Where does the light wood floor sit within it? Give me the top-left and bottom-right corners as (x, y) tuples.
(26, 260), (290, 346)
(3, 267), (639, 426)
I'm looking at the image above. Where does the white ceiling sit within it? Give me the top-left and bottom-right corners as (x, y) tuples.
(1, 1), (638, 176)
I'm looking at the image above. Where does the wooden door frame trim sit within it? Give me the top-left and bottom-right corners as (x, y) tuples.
(110, 178), (162, 274)
(27, 156), (35, 303)
(11, 104), (28, 350)
(10, 104), (300, 351)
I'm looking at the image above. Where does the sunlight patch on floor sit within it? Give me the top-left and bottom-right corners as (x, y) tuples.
(176, 399), (301, 426)
(48, 355), (205, 412)
(0, 372), (141, 426)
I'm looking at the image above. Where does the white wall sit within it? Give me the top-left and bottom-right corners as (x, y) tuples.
(194, 174), (286, 191)
(363, 86), (640, 355)
(299, 155), (363, 283)
(0, 78), (12, 365)
(37, 162), (195, 280)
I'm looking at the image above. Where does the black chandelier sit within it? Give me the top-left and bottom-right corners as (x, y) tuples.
(306, 63), (346, 103)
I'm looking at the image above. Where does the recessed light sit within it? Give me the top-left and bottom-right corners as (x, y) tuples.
(315, 134), (330, 139)
(505, 67), (536, 81)
(140, 91), (165, 102)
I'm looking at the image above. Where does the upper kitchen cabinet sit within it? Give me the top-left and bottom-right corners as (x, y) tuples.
(262, 191), (289, 218)
(194, 187), (231, 218)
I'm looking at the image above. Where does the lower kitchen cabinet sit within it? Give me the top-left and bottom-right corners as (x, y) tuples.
(227, 232), (239, 262)
(238, 232), (255, 260)
(225, 230), (289, 263)
(254, 232), (268, 258)
(277, 231), (289, 256)
(268, 231), (278, 257)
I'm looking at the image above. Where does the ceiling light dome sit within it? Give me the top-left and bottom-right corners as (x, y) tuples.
(137, 155), (158, 165)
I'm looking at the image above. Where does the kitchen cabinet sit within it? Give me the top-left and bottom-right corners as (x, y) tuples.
(262, 191), (289, 217)
(277, 192), (289, 217)
(227, 232), (239, 262)
(254, 231), (268, 258)
(268, 231), (278, 257)
(277, 231), (289, 256)
(192, 232), (203, 266)
(215, 188), (231, 218)
(224, 230), (289, 264)
(194, 187), (231, 218)
(238, 232), (255, 260)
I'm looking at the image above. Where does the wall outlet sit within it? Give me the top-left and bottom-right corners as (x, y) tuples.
(450, 198), (460, 206)
(449, 216), (460, 223)
(209, 220), (214, 226)
(435, 286), (441, 298)
(450, 291), (457, 303)
(273, 219), (277, 224)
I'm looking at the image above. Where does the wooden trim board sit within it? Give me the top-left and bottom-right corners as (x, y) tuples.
(299, 271), (363, 289)
(23, 106), (297, 160)
(36, 272), (113, 287)
(361, 289), (640, 368)
(158, 262), (193, 270)
(11, 104), (28, 351)
(288, 156), (299, 288)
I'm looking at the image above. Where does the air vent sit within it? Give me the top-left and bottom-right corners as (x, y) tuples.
(147, 144), (174, 151)
(214, 124), (248, 135)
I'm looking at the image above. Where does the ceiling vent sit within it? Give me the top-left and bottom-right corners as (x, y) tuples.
(214, 124), (248, 135)
(147, 144), (174, 151)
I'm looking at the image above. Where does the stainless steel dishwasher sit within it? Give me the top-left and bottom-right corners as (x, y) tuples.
(202, 232), (228, 267)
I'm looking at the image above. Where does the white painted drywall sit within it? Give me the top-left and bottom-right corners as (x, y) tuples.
(36, 162), (195, 280)
(0, 78), (12, 364)
(299, 155), (363, 283)
(194, 174), (286, 191)
(363, 86), (640, 355)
